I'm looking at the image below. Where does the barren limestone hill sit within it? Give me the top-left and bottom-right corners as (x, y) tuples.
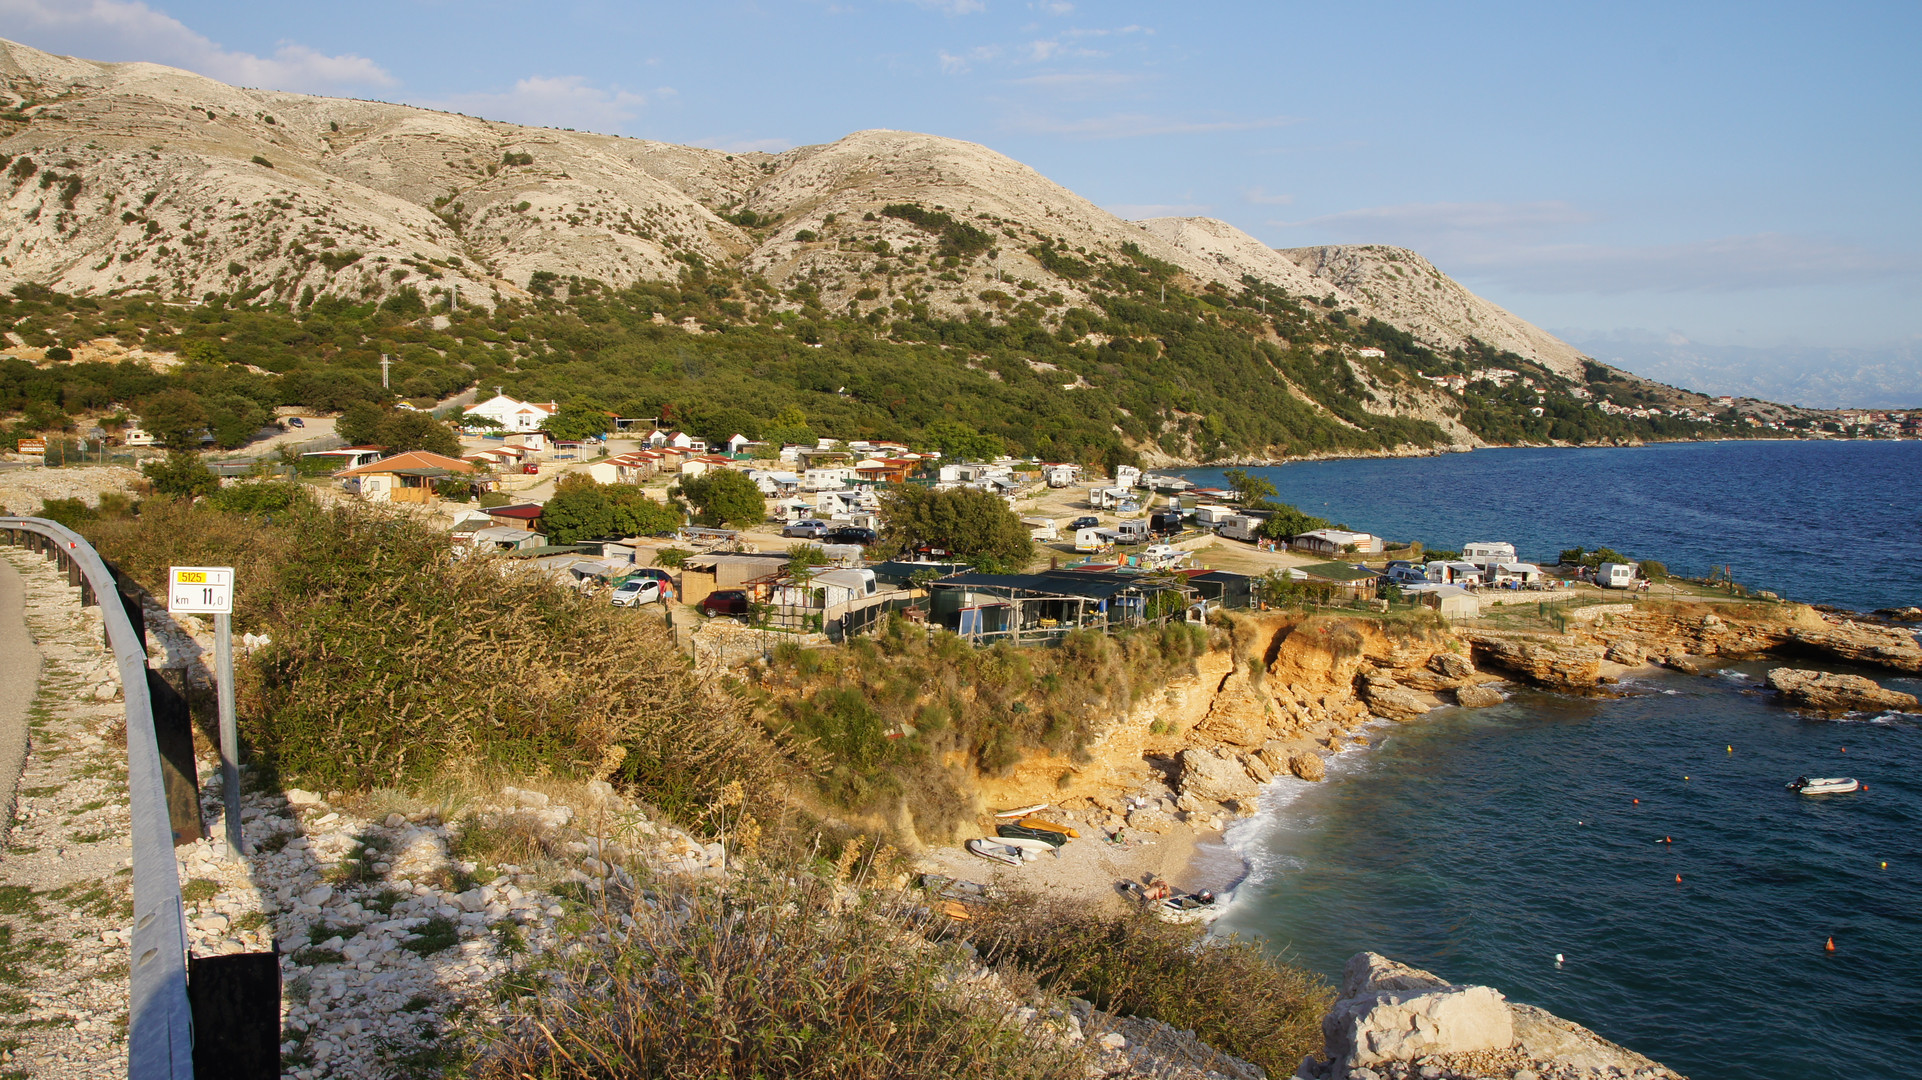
(0, 37), (1595, 378)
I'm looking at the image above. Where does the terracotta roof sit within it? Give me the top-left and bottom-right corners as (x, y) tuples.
(337, 450), (474, 477)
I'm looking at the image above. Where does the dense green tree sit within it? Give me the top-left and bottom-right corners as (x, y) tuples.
(920, 419), (1003, 462)
(1221, 468), (1279, 510)
(138, 389), (210, 448)
(674, 469), (764, 527)
(544, 401), (611, 442)
(337, 403), (461, 456)
(877, 485), (1034, 567)
(1256, 504), (1330, 542)
(142, 451), (221, 498)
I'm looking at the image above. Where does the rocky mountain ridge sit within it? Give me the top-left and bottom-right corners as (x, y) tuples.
(0, 37), (1586, 379)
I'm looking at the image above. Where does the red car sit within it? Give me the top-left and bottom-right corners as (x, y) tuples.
(699, 590), (751, 617)
(522, 463), (540, 474)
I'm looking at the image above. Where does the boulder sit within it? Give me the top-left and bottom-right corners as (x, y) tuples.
(1765, 668), (1918, 717)
(1175, 747), (1260, 806)
(1454, 683), (1503, 709)
(1662, 654), (1700, 675)
(284, 788), (324, 807)
(1321, 953), (1514, 1078)
(1358, 673), (1432, 721)
(1428, 651), (1474, 681)
(1604, 640), (1646, 665)
(1289, 752), (1326, 782)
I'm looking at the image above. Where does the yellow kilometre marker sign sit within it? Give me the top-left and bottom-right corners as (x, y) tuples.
(167, 565), (234, 615)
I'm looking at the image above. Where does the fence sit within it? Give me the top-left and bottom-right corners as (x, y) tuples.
(2, 518), (196, 1079)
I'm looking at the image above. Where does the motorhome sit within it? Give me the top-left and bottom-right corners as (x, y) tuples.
(1425, 560), (1485, 585)
(1113, 519), (1152, 543)
(1114, 465), (1142, 489)
(1598, 562), (1638, 589)
(1217, 514), (1262, 543)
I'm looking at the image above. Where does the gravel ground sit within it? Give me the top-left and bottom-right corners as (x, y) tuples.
(0, 467), (143, 516)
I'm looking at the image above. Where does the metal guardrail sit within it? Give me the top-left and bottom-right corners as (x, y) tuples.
(1, 518), (194, 1079)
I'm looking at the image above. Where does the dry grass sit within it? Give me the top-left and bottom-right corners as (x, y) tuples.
(473, 869), (1089, 1080)
(973, 894), (1332, 1078)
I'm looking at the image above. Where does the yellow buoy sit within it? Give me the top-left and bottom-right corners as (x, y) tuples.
(1727, 745), (1733, 753)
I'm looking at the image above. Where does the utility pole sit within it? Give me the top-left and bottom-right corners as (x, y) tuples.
(380, 355), (392, 389)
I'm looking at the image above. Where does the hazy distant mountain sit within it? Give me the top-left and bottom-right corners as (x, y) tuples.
(0, 36), (1591, 379)
(1562, 331), (1922, 409)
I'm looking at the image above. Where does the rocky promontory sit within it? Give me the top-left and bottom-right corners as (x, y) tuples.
(1765, 667), (1919, 717)
(1300, 953), (1684, 1080)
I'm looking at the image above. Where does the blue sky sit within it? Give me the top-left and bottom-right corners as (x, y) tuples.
(5, 0), (1920, 383)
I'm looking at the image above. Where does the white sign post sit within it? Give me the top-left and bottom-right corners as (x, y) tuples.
(167, 567), (243, 859)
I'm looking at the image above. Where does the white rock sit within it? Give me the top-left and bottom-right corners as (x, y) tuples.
(285, 789), (324, 807)
(1098, 1032), (1127, 1050)
(455, 889), (488, 913)
(384, 813), (406, 829)
(1323, 953), (1514, 1072)
(515, 790), (550, 808)
(302, 885), (333, 907)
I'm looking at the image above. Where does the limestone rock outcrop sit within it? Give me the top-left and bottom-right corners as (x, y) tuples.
(1173, 747), (1260, 808)
(1787, 622), (1922, 674)
(1453, 683), (1504, 709)
(1459, 632), (1604, 692)
(1766, 668), (1918, 717)
(1357, 672), (1432, 721)
(1289, 752), (1326, 782)
(1319, 953), (1514, 1077)
(1301, 954), (1685, 1080)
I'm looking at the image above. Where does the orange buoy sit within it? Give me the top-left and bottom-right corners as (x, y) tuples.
(1675, 874), (1683, 883)
(1633, 798), (1640, 804)
(1825, 937), (1836, 952)
(1840, 747), (1847, 753)
(1665, 836), (1673, 844)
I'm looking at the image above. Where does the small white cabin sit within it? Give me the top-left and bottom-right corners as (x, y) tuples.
(1598, 562), (1637, 589)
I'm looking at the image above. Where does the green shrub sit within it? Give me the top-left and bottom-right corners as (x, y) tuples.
(35, 497), (95, 528)
(975, 897), (1331, 1077)
(250, 155), (273, 168)
(207, 481), (302, 516)
(478, 491), (511, 508)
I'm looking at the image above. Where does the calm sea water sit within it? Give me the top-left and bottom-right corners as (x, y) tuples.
(1177, 442), (1922, 1079)
(1216, 665), (1922, 1080)
(1180, 439), (1922, 612)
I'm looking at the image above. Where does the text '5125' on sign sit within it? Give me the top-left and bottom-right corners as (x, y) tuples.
(168, 565), (234, 614)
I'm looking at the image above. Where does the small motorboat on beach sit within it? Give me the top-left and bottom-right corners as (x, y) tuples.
(990, 834), (1057, 857)
(1787, 776), (1860, 795)
(998, 822), (1070, 848)
(1015, 816), (1080, 838)
(966, 838), (1029, 866)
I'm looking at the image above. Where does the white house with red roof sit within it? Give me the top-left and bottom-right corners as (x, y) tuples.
(464, 394), (557, 433)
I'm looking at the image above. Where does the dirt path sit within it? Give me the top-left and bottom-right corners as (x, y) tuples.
(0, 555), (39, 819)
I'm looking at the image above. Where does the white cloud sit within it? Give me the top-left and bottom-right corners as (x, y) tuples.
(431, 76), (657, 134)
(1007, 111), (1300, 139)
(900, 0), (986, 13)
(1278, 200), (1595, 237)
(1035, 1), (1075, 13)
(0, 0), (394, 91)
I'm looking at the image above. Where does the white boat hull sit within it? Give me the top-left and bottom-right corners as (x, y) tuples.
(1788, 776), (1859, 794)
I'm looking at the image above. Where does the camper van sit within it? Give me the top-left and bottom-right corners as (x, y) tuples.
(1113, 519), (1151, 544)
(1022, 516), (1060, 542)
(1217, 514), (1262, 543)
(1138, 544), (1187, 570)
(1150, 512), (1184, 536)
(1074, 527), (1114, 554)
(1598, 562), (1637, 589)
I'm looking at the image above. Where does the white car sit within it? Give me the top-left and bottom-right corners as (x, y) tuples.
(610, 579), (663, 607)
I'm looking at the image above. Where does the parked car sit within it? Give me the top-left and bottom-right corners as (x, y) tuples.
(700, 589), (751, 617)
(782, 519), (829, 538)
(522, 463), (540, 475)
(1071, 516), (1099, 530)
(610, 579), (662, 607)
(285, 416), (304, 428)
(826, 526), (876, 546)
(625, 568), (676, 600)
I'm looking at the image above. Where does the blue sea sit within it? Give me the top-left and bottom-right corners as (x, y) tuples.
(1181, 439), (1922, 613)
(1179, 441), (1922, 1080)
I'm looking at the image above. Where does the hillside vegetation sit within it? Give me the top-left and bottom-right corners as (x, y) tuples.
(0, 36), (1786, 464)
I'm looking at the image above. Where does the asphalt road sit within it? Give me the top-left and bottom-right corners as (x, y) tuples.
(0, 555), (39, 814)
